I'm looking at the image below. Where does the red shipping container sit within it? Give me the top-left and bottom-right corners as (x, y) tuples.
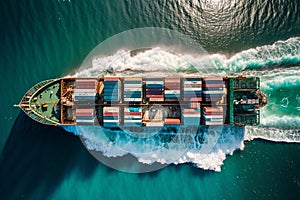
(164, 118), (181, 124)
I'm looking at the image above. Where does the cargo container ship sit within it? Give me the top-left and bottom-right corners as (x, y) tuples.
(17, 76), (267, 129)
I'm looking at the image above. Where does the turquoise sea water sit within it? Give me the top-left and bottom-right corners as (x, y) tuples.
(1, 0), (300, 199)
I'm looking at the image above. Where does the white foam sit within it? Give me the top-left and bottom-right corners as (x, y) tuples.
(75, 48), (187, 77)
(260, 115), (300, 128)
(73, 37), (300, 78)
(77, 126), (128, 157)
(223, 37), (300, 72)
(69, 125), (246, 172)
(245, 127), (300, 143)
(74, 47), (225, 78)
(261, 74), (300, 91)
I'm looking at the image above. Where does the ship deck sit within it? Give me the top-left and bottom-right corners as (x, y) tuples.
(19, 76), (265, 126)
(30, 81), (61, 123)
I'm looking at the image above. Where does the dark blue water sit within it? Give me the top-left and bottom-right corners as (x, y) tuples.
(1, 0), (300, 199)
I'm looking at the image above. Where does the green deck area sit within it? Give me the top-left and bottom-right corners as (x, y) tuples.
(30, 81), (61, 124)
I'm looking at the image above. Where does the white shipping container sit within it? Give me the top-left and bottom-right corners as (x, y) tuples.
(74, 89), (96, 93)
(76, 119), (95, 123)
(124, 116), (142, 119)
(103, 120), (119, 123)
(103, 107), (119, 112)
(123, 88), (142, 91)
(124, 98), (142, 102)
(203, 91), (224, 94)
(183, 114), (201, 117)
(204, 121), (223, 125)
(124, 84), (142, 88)
(203, 115), (224, 118)
(124, 120), (142, 123)
(183, 88), (202, 91)
(146, 81), (164, 84)
(74, 92), (96, 97)
(145, 122), (164, 127)
(164, 90), (180, 94)
(184, 81), (202, 84)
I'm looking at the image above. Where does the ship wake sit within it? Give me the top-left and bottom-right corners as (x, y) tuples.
(64, 37), (300, 172)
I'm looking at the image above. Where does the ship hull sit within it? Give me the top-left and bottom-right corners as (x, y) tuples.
(18, 76), (267, 128)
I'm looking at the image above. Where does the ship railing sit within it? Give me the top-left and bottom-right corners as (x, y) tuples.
(28, 111), (58, 125)
(20, 79), (57, 103)
(26, 79), (55, 97)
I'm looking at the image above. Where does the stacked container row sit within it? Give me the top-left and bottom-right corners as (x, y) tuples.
(183, 77), (202, 126)
(103, 106), (120, 127)
(146, 78), (164, 101)
(202, 77), (224, 102)
(104, 77), (120, 102)
(202, 106), (224, 125)
(183, 108), (201, 126)
(164, 78), (180, 100)
(123, 78), (142, 102)
(183, 77), (202, 101)
(124, 107), (142, 126)
(74, 79), (98, 101)
(76, 109), (95, 125)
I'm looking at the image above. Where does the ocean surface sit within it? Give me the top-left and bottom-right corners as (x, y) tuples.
(1, 0), (300, 199)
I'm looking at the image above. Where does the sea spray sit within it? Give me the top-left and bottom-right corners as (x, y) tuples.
(76, 48), (219, 77)
(75, 37), (300, 77)
(245, 127), (300, 143)
(218, 37), (300, 72)
(76, 125), (245, 172)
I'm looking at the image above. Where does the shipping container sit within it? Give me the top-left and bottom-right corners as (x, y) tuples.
(104, 77), (120, 102)
(74, 79), (98, 102)
(164, 78), (180, 100)
(103, 106), (120, 127)
(183, 108), (201, 126)
(202, 106), (224, 125)
(123, 78), (142, 102)
(75, 79), (98, 89)
(164, 118), (181, 124)
(202, 77), (225, 102)
(124, 107), (142, 126)
(183, 76), (202, 101)
(146, 78), (164, 101)
(75, 108), (95, 125)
